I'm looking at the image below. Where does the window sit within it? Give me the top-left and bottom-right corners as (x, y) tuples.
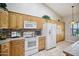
(71, 22), (79, 36)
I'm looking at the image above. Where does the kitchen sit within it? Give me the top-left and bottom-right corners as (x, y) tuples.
(0, 3), (73, 56)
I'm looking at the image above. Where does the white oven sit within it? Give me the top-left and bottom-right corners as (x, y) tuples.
(25, 37), (38, 50)
(23, 32), (38, 56)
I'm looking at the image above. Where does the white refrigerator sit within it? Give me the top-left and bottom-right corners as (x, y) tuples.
(42, 23), (56, 50)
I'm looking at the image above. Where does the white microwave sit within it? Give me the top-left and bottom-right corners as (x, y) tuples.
(24, 21), (37, 29)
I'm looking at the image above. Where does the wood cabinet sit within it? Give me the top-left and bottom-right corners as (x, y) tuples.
(29, 16), (45, 29)
(9, 11), (46, 29)
(0, 42), (10, 56)
(16, 14), (24, 29)
(9, 12), (24, 29)
(38, 36), (45, 51)
(37, 18), (45, 29)
(10, 39), (25, 56)
(9, 12), (17, 29)
(0, 10), (8, 28)
(56, 22), (65, 43)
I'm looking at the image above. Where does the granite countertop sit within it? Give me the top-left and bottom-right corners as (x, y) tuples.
(0, 37), (24, 44)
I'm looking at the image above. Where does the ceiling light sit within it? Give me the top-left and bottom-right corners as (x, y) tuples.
(71, 6), (75, 25)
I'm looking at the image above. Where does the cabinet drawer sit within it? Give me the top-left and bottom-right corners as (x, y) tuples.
(1, 42), (10, 50)
(11, 40), (24, 45)
(1, 49), (9, 54)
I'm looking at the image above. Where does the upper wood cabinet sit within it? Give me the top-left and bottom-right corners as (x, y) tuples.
(0, 10), (9, 29)
(28, 16), (45, 29)
(36, 18), (45, 29)
(23, 15), (45, 29)
(16, 14), (24, 29)
(9, 12), (17, 29)
(9, 12), (24, 29)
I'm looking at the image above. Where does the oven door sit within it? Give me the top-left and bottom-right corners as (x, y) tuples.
(25, 37), (38, 51)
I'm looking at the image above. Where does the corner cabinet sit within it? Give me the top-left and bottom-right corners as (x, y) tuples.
(0, 10), (9, 29)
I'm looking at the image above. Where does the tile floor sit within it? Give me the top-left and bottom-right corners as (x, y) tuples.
(32, 41), (73, 56)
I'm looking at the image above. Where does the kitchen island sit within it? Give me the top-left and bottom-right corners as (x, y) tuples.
(63, 41), (79, 56)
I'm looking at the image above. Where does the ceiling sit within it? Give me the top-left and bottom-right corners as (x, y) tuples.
(45, 3), (79, 17)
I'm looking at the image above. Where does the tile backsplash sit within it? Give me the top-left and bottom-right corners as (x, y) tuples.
(0, 29), (42, 39)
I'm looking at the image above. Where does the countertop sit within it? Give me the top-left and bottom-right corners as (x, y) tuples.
(0, 36), (45, 44)
(37, 36), (45, 38)
(0, 37), (24, 44)
(63, 41), (79, 56)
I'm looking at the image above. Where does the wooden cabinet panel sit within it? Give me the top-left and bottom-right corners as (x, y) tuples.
(38, 37), (45, 51)
(16, 14), (24, 29)
(0, 42), (10, 56)
(10, 39), (25, 56)
(9, 12), (24, 29)
(9, 11), (46, 29)
(0, 10), (8, 28)
(30, 16), (45, 29)
(56, 22), (65, 43)
(9, 12), (17, 29)
(38, 18), (45, 29)
(23, 15), (30, 21)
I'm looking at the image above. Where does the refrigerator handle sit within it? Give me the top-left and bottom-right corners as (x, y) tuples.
(49, 30), (51, 34)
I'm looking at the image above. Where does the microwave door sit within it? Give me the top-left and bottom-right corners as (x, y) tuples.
(24, 21), (37, 29)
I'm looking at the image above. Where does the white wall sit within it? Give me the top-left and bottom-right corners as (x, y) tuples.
(7, 3), (60, 19)
(63, 15), (79, 43)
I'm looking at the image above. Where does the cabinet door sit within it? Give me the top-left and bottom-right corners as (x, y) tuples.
(56, 22), (65, 42)
(31, 16), (45, 29)
(38, 37), (45, 51)
(0, 11), (8, 28)
(16, 14), (24, 29)
(1, 42), (10, 56)
(37, 18), (45, 29)
(9, 12), (17, 29)
(10, 39), (25, 56)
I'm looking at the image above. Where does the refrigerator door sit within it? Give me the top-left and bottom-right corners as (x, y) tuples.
(42, 23), (56, 50)
(45, 23), (56, 50)
(51, 24), (56, 47)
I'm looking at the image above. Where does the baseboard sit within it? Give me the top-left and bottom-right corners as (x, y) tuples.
(45, 46), (56, 51)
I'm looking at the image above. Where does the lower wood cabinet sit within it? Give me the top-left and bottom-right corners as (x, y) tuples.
(0, 39), (25, 56)
(38, 36), (45, 51)
(10, 39), (25, 56)
(0, 42), (10, 56)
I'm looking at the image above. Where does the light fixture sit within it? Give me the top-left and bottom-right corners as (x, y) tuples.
(71, 6), (75, 24)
